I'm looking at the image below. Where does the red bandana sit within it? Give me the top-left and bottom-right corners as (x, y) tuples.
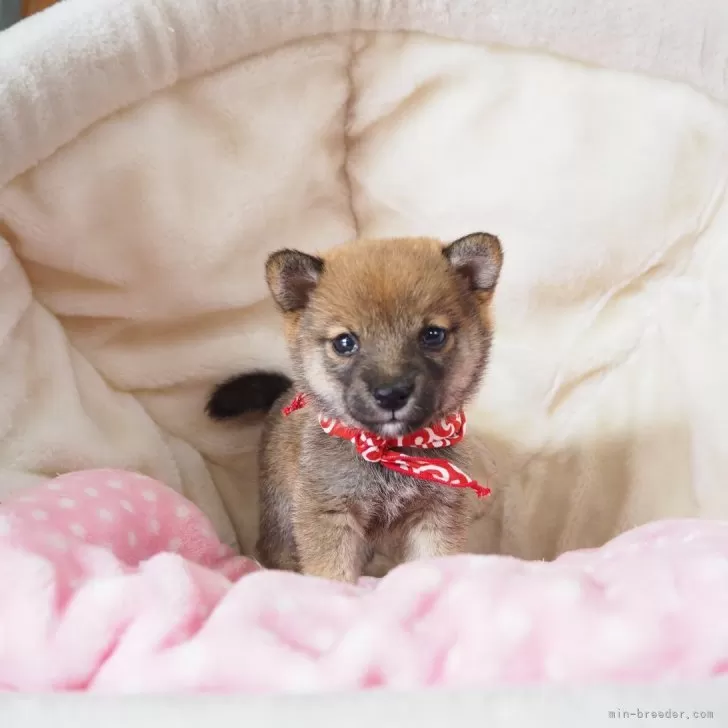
(282, 393), (490, 498)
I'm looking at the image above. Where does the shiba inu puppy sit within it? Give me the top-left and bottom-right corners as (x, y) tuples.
(208, 233), (503, 582)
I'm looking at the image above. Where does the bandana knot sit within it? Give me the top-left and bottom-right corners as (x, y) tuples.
(282, 393), (490, 498)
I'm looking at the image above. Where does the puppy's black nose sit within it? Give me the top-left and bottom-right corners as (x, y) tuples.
(371, 380), (414, 411)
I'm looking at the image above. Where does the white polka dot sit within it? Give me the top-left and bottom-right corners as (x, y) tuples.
(149, 518), (160, 534)
(98, 509), (114, 522)
(32, 509), (48, 521)
(168, 537), (182, 552)
(175, 504), (190, 519)
(0, 515), (11, 535)
(142, 490), (157, 502)
(120, 500), (134, 513)
(69, 523), (86, 538)
(59, 498), (76, 510)
(47, 482), (62, 491)
(128, 531), (138, 548)
(84, 487), (99, 498)
(106, 478), (123, 490)
(682, 532), (699, 544)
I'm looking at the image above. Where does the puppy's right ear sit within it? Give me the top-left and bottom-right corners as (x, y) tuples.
(265, 249), (324, 312)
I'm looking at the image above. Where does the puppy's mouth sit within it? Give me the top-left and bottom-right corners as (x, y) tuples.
(352, 411), (430, 437)
(343, 389), (438, 437)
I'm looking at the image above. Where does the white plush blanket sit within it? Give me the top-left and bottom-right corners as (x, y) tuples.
(1, 0), (728, 566)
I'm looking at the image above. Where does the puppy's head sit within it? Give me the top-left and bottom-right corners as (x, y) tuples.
(266, 234), (503, 436)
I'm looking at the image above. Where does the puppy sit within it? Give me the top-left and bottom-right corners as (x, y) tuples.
(208, 234), (503, 582)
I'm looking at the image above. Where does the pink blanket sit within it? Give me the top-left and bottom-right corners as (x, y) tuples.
(1, 470), (727, 692)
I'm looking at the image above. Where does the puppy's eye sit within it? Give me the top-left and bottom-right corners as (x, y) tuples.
(420, 326), (448, 350)
(331, 332), (360, 356)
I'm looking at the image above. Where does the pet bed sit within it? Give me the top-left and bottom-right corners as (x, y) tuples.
(2, 0), (728, 722)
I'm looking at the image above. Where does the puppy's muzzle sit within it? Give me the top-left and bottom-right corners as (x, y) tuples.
(369, 378), (415, 412)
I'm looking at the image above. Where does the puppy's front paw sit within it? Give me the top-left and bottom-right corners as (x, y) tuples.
(302, 563), (359, 583)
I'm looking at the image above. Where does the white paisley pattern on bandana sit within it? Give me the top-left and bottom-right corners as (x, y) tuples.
(282, 393), (490, 498)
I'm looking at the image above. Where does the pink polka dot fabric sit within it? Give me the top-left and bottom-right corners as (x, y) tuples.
(0, 469), (256, 580)
(1, 469), (728, 692)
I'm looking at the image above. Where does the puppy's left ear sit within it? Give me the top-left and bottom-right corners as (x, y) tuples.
(443, 233), (503, 293)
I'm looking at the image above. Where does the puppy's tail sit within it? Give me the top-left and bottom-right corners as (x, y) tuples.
(206, 371), (293, 420)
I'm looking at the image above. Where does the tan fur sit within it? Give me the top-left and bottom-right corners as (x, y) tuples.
(256, 234), (503, 582)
